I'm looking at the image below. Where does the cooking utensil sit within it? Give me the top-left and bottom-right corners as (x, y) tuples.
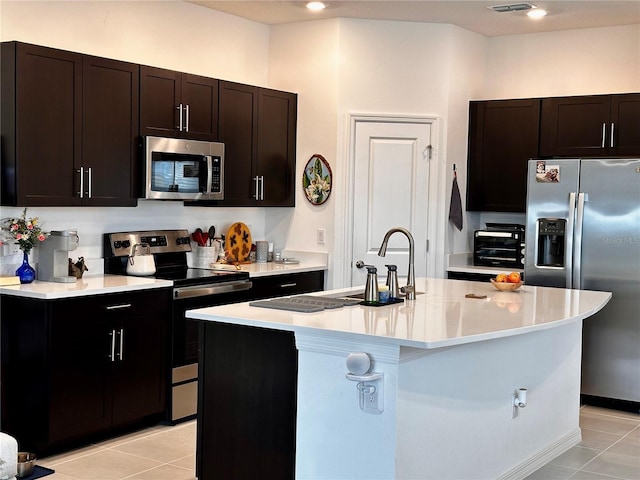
(208, 226), (216, 246)
(191, 231), (204, 246)
(225, 222), (252, 262)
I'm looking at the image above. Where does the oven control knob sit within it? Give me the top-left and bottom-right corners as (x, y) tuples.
(177, 236), (189, 245)
(122, 240), (131, 249)
(113, 240), (122, 249)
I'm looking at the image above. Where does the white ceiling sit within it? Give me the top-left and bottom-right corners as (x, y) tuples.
(186, 0), (640, 37)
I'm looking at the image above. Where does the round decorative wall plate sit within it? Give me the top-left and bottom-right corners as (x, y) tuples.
(303, 154), (332, 205)
(225, 222), (252, 262)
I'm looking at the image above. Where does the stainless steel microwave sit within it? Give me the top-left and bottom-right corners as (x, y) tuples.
(143, 136), (224, 201)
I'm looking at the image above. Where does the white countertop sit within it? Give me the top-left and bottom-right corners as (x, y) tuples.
(0, 274), (173, 299)
(207, 250), (328, 277)
(187, 277), (611, 349)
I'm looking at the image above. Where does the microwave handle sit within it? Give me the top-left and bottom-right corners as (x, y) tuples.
(206, 155), (213, 193)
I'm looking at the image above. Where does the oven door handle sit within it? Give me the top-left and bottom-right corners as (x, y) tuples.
(173, 280), (252, 299)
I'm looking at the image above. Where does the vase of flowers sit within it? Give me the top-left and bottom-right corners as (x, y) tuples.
(1, 208), (48, 284)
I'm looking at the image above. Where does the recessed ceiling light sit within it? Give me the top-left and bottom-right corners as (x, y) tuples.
(306, 2), (326, 11)
(527, 8), (548, 18)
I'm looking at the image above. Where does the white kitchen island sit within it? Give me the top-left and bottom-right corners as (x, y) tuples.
(187, 278), (611, 480)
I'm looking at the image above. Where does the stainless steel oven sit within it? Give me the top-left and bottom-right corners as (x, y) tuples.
(104, 230), (251, 422)
(170, 280), (251, 421)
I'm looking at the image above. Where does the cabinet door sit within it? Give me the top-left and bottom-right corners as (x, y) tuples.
(49, 297), (112, 443)
(10, 43), (82, 206)
(140, 66), (181, 138)
(466, 99), (540, 213)
(540, 96), (611, 157)
(218, 81), (258, 206)
(82, 56), (139, 206)
(197, 322), (297, 479)
(182, 74), (218, 141)
(610, 93), (640, 155)
(109, 290), (170, 426)
(257, 89), (297, 207)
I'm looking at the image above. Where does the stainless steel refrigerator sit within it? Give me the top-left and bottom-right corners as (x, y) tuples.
(525, 158), (640, 405)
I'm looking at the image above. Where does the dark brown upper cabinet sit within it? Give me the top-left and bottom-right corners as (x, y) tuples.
(466, 98), (541, 213)
(140, 66), (218, 141)
(213, 81), (297, 207)
(540, 94), (640, 157)
(1, 42), (139, 207)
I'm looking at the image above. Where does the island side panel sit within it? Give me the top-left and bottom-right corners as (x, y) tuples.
(396, 321), (583, 479)
(196, 322), (298, 479)
(294, 335), (401, 480)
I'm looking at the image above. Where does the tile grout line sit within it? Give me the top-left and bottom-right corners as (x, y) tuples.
(574, 423), (640, 479)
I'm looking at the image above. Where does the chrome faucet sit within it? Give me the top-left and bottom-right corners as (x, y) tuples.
(378, 227), (416, 300)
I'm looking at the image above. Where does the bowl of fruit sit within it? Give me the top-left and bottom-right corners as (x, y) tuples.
(490, 272), (523, 291)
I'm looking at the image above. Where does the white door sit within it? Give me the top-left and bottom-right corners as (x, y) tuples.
(351, 120), (432, 288)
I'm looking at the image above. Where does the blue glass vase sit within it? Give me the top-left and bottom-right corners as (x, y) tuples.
(16, 251), (36, 284)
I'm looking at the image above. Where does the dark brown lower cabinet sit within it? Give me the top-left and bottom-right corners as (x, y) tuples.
(196, 322), (297, 479)
(195, 270), (324, 479)
(0, 288), (171, 456)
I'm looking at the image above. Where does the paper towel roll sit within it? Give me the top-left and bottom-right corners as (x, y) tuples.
(0, 431), (18, 480)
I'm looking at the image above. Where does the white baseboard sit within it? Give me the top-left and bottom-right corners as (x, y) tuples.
(497, 428), (582, 480)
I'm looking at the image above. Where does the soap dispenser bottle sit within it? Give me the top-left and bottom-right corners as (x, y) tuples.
(385, 264), (399, 299)
(364, 266), (379, 303)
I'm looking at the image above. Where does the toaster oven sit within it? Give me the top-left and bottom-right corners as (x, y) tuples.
(473, 223), (525, 268)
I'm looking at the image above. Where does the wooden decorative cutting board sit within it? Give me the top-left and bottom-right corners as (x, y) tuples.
(225, 222), (252, 262)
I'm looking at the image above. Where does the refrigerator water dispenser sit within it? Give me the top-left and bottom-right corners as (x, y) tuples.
(537, 219), (566, 267)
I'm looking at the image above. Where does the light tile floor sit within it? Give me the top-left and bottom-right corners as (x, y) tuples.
(37, 405), (639, 479)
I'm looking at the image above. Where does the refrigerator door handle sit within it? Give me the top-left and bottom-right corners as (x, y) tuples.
(565, 192), (577, 288)
(573, 192), (586, 290)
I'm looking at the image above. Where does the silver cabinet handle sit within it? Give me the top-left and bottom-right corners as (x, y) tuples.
(177, 103), (184, 131)
(253, 176), (260, 199)
(601, 123), (606, 148)
(259, 175), (264, 200)
(105, 303), (132, 310)
(87, 167), (92, 198)
(77, 166), (84, 198)
(117, 328), (124, 361)
(185, 104), (190, 132)
(109, 329), (116, 362)
(279, 283), (298, 288)
(610, 122), (615, 148)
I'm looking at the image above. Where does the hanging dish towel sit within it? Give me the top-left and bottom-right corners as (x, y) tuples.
(448, 165), (463, 231)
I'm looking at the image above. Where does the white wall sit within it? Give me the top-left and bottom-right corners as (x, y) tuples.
(0, 0), (272, 274)
(266, 19), (341, 277)
(483, 25), (640, 99)
(2, 1), (638, 282)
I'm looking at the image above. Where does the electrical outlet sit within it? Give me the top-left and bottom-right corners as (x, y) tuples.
(317, 228), (326, 245)
(361, 380), (384, 414)
(9, 243), (20, 255)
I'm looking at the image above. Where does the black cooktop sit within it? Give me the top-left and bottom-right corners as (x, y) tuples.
(152, 267), (249, 287)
